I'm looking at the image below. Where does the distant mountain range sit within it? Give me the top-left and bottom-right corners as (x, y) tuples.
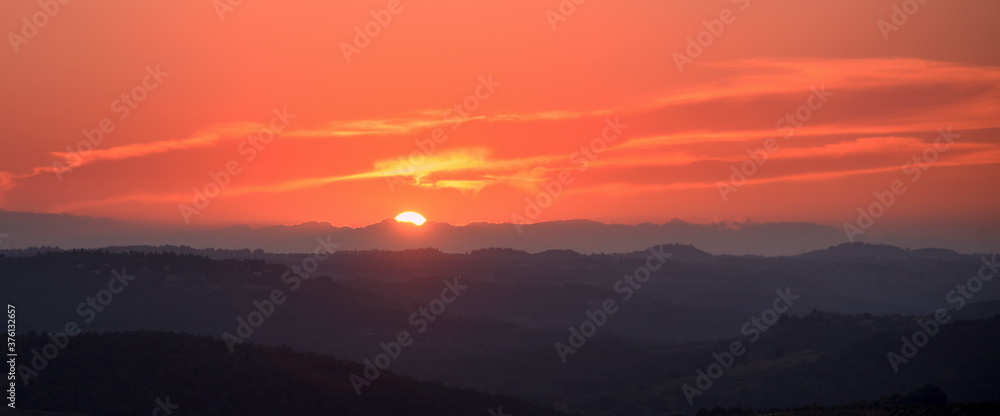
(2, 210), (994, 256)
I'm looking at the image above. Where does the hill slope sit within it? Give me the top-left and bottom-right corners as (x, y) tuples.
(14, 331), (569, 416)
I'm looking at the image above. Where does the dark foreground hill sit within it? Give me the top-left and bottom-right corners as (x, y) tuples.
(3, 248), (1000, 415)
(12, 331), (569, 416)
(10, 329), (1000, 416)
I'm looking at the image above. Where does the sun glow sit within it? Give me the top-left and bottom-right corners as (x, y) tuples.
(394, 211), (427, 226)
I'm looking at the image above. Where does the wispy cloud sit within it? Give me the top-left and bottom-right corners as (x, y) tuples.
(17, 58), (1000, 218)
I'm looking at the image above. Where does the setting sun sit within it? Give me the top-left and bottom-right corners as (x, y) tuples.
(394, 211), (427, 226)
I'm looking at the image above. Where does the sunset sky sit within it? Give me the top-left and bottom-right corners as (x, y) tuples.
(2, 0), (998, 242)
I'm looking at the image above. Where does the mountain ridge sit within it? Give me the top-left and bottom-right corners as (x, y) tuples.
(5, 209), (995, 256)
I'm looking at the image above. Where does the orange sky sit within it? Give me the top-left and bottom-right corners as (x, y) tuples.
(1, 0), (998, 238)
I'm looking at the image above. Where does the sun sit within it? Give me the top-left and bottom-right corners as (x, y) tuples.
(394, 211), (427, 226)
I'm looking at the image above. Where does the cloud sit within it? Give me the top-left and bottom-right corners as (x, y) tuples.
(656, 58), (1000, 107)
(48, 131), (224, 165)
(0, 123), (260, 188)
(566, 156), (1000, 200)
(17, 58), (1000, 218)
